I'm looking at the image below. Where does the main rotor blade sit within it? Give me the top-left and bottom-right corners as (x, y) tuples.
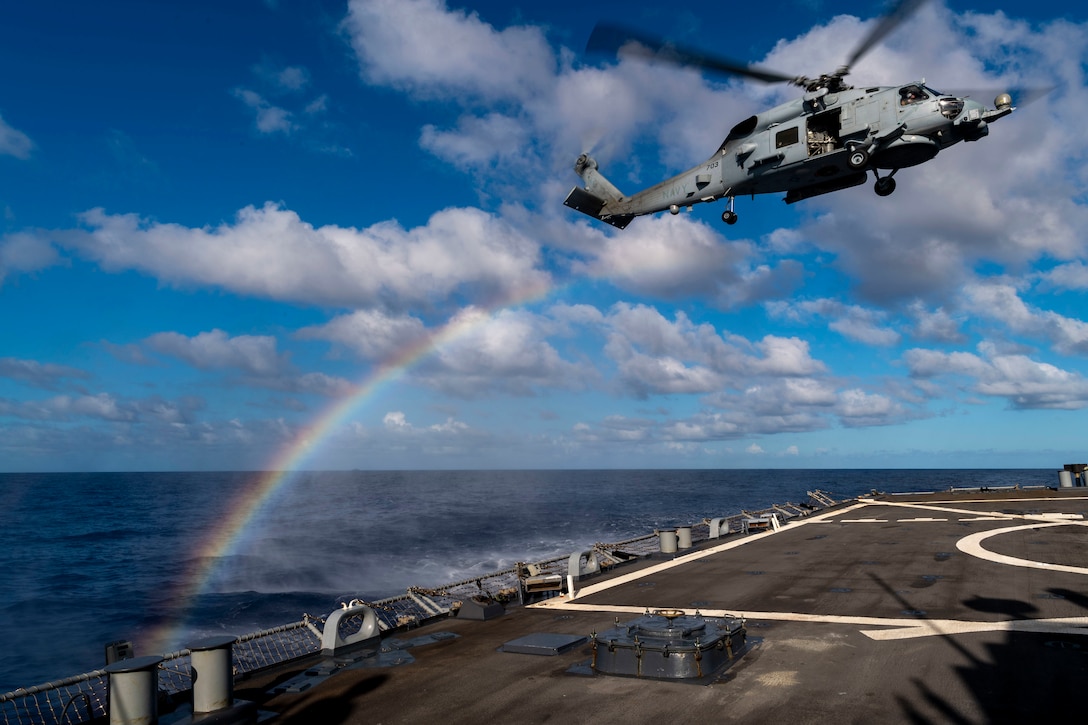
(845, 0), (931, 71)
(586, 24), (798, 85)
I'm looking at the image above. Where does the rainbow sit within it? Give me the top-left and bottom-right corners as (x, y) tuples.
(143, 280), (554, 652)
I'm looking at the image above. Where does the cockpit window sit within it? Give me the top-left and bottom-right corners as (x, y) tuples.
(898, 84), (929, 106)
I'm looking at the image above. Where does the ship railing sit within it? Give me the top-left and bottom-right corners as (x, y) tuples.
(0, 619), (320, 725)
(0, 491), (842, 725)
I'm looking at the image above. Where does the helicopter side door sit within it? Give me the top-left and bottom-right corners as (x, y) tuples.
(840, 94), (883, 140)
(747, 123), (805, 170)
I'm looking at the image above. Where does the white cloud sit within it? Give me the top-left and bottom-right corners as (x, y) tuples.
(234, 88), (295, 134)
(343, 0), (555, 103)
(1039, 261), (1088, 291)
(145, 329), (286, 375)
(56, 203), (550, 309)
(275, 65), (310, 92)
(601, 303), (832, 398)
(768, 299), (900, 346)
(380, 410), (477, 441)
(306, 304), (603, 398)
(904, 344), (1088, 409)
(0, 393), (134, 422)
(416, 307), (594, 397)
(298, 310), (428, 361)
(962, 282), (1088, 355)
(0, 357), (89, 390)
(0, 232), (62, 283)
(836, 388), (902, 427)
(420, 113), (530, 170)
(577, 215), (802, 307)
(750, 336), (827, 377)
(908, 302), (966, 343)
(0, 113), (33, 159)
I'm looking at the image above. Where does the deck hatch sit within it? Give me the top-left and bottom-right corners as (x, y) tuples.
(588, 610), (748, 681)
(501, 633), (587, 656)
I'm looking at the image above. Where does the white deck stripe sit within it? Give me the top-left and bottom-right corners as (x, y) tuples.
(528, 502), (869, 604)
(529, 498), (1088, 642)
(532, 600), (1088, 640)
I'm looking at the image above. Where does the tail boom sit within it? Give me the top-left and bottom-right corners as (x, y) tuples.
(563, 154), (635, 229)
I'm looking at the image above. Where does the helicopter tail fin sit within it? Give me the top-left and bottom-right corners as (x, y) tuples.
(563, 154), (635, 229)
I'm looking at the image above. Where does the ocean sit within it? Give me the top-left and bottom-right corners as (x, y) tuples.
(0, 468), (1055, 693)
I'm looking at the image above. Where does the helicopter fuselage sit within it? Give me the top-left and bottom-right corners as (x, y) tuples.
(564, 82), (1013, 228)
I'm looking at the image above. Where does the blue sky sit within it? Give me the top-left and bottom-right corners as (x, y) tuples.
(2, 0), (1087, 471)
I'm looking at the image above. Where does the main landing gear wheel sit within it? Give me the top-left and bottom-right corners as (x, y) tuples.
(875, 177), (896, 196)
(722, 210), (738, 225)
(847, 146), (870, 169)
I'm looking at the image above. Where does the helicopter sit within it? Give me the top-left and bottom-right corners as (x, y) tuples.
(564, 0), (1016, 229)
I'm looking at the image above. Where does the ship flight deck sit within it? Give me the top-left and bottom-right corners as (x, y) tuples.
(246, 489), (1088, 724)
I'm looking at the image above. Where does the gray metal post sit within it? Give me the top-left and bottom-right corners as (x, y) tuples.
(659, 530), (678, 553)
(105, 654), (163, 725)
(188, 635), (237, 714)
(677, 526), (692, 549)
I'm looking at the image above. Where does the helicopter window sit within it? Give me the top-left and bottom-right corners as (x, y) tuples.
(775, 126), (799, 149)
(899, 84), (929, 106)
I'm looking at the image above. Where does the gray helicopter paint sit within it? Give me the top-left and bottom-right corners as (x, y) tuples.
(563, 1), (1017, 227)
(564, 83), (1011, 226)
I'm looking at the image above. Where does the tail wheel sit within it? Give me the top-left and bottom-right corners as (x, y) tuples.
(874, 177), (896, 196)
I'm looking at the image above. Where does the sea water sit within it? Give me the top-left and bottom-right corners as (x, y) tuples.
(0, 468), (1053, 692)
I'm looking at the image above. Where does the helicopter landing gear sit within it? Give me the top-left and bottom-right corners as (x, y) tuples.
(873, 169), (898, 197)
(846, 144), (870, 170)
(721, 197), (738, 225)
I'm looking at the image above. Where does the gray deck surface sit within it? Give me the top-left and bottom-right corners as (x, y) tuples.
(243, 490), (1088, 724)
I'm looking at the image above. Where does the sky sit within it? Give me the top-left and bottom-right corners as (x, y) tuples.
(1, 0), (1087, 472)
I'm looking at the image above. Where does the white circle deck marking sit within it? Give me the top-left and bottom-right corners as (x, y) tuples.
(956, 521), (1088, 575)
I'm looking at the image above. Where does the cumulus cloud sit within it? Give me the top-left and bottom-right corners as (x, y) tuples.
(234, 88), (295, 134)
(380, 410), (480, 448)
(0, 113), (33, 159)
(0, 393), (134, 422)
(145, 329), (287, 375)
(414, 307), (595, 397)
(904, 344), (1088, 409)
(51, 203), (550, 310)
(907, 301), (966, 343)
(300, 305), (595, 398)
(0, 357), (90, 391)
(0, 232), (62, 283)
(343, 0), (555, 103)
(962, 282), (1088, 355)
(602, 303), (830, 398)
(298, 310), (429, 361)
(575, 214), (803, 307)
(767, 298), (900, 346)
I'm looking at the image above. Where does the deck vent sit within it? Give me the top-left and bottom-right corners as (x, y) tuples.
(589, 609), (747, 680)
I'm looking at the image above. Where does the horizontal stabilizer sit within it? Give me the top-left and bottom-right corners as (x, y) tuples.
(564, 187), (635, 229)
